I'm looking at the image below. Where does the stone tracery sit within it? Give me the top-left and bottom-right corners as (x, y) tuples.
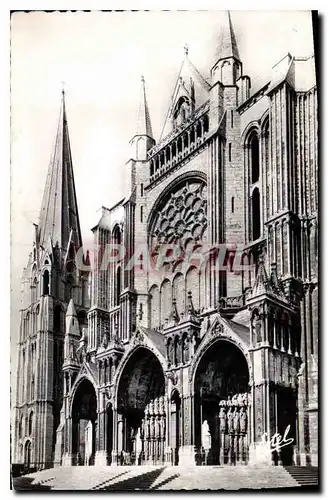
(150, 180), (208, 262)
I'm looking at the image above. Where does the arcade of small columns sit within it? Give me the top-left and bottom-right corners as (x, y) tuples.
(149, 110), (209, 182)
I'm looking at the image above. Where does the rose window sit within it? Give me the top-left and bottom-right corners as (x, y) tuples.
(150, 180), (208, 264)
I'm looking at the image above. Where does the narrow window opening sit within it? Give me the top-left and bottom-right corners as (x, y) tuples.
(231, 109), (234, 128)
(252, 187), (261, 240)
(251, 135), (260, 183)
(42, 270), (49, 296)
(140, 183), (144, 197)
(140, 205), (143, 223)
(228, 143), (232, 162)
(231, 196), (235, 213)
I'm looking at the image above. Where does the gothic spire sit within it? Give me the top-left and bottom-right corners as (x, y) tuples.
(215, 11), (240, 63)
(38, 90), (82, 253)
(135, 76), (154, 140)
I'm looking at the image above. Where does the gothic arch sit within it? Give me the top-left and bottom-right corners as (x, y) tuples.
(241, 120), (260, 145)
(113, 344), (167, 410)
(69, 375), (98, 418)
(28, 411), (34, 436)
(260, 109), (270, 130)
(160, 278), (172, 325)
(189, 321), (251, 386)
(113, 344), (167, 404)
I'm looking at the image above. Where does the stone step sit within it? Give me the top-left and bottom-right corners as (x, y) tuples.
(13, 465), (309, 491)
(284, 466), (319, 487)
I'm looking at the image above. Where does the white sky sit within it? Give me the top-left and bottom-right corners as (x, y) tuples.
(10, 10), (314, 380)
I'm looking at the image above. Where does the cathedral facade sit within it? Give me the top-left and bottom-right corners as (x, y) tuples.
(13, 13), (318, 471)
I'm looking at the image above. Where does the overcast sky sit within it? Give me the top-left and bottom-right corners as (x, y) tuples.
(10, 10), (314, 382)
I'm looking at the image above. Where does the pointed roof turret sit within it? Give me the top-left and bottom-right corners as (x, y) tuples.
(65, 298), (80, 337)
(135, 76), (154, 140)
(38, 90), (82, 253)
(215, 10), (240, 63)
(130, 76), (155, 160)
(66, 298), (77, 318)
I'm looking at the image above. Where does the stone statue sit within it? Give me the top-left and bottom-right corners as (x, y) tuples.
(150, 416), (155, 439)
(140, 418), (145, 440)
(201, 420), (211, 451)
(169, 341), (174, 366)
(219, 406), (227, 433)
(155, 415), (161, 439)
(184, 336), (190, 363)
(227, 407), (234, 434)
(160, 415), (166, 439)
(255, 315), (262, 343)
(239, 407), (247, 434)
(145, 418), (150, 440)
(233, 408), (240, 434)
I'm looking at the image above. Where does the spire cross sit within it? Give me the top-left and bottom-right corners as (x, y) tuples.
(184, 43), (189, 57)
(61, 81), (66, 96)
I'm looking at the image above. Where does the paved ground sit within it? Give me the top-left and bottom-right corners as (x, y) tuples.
(12, 465), (319, 491)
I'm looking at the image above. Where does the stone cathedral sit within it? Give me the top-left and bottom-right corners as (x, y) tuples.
(13, 13), (318, 471)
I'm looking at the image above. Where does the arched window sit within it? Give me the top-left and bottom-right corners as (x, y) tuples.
(42, 270), (50, 296)
(173, 96), (190, 127)
(113, 226), (122, 246)
(252, 187), (261, 241)
(31, 278), (38, 303)
(28, 411), (33, 436)
(251, 134), (260, 183)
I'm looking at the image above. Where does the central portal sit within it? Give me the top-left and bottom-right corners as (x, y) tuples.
(116, 348), (166, 465)
(194, 340), (250, 465)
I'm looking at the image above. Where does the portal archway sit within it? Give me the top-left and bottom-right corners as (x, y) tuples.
(71, 379), (97, 466)
(194, 340), (250, 465)
(116, 347), (166, 465)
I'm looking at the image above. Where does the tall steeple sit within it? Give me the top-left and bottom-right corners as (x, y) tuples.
(212, 11), (242, 86)
(130, 76), (155, 160)
(38, 90), (82, 253)
(136, 76), (154, 140)
(215, 11), (240, 63)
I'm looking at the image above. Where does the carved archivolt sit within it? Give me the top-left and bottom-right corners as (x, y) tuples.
(189, 318), (251, 384)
